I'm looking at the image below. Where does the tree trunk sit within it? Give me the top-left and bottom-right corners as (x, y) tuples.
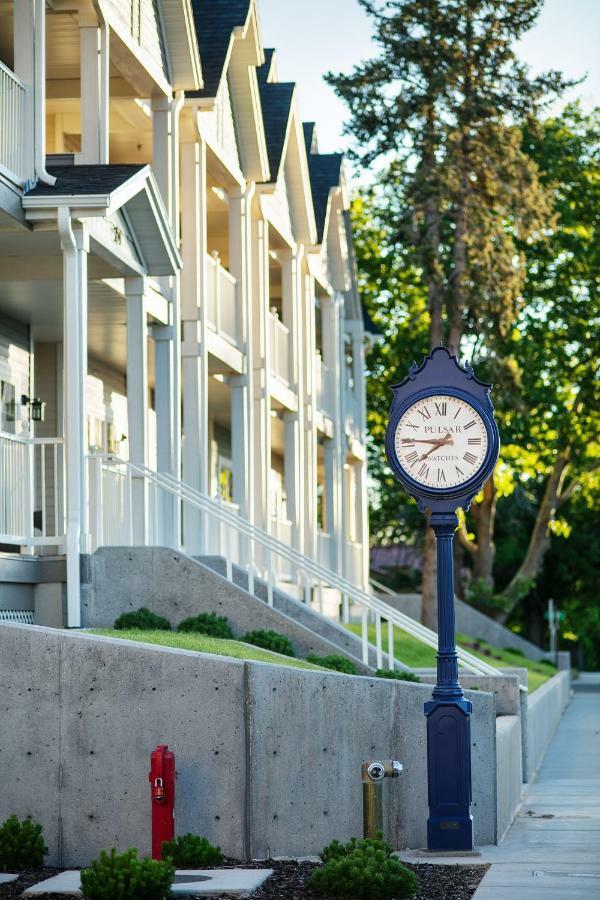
(499, 449), (571, 622)
(471, 478), (497, 585)
(421, 514), (437, 629)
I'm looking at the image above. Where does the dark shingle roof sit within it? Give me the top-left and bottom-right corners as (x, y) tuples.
(258, 48), (276, 84)
(258, 80), (295, 182)
(25, 165), (146, 197)
(305, 152), (343, 242)
(189, 1), (250, 98)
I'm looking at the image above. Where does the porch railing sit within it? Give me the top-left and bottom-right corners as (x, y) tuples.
(87, 452), (500, 676)
(0, 61), (28, 185)
(0, 431), (65, 546)
(205, 254), (241, 347)
(269, 312), (292, 386)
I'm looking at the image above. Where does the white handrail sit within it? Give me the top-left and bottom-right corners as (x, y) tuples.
(88, 452), (500, 676)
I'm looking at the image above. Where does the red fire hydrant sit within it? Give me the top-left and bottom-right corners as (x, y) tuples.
(149, 744), (175, 860)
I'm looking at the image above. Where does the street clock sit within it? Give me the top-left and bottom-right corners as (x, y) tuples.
(384, 346), (500, 853)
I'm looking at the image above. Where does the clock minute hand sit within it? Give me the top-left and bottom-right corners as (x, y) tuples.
(402, 438), (454, 445)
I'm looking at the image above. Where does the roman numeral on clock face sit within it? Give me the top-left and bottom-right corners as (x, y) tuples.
(455, 465), (465, 479)
(463, 451), (478, 465)
(468, 437), (481, 445)
(418, 462), (430, 478)
(417, 406), (431, 419)
(437, 468), (446, 483)
(435, 402), (447, 416)
(405, 451), (419, 465)
(464, 420), (476, 430)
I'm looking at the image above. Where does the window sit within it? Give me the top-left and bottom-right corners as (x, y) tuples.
(0, 382), (16, 434)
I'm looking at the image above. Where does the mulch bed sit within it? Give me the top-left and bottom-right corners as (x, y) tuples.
(0, 858), (489, 899)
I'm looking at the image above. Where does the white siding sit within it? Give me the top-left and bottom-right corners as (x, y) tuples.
(102, 0), (169, 81)
(200, 77), (241, 171)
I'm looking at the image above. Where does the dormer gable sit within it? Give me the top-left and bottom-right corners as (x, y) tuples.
(258, 51), (316, 246)
(188, 0), (269, 181)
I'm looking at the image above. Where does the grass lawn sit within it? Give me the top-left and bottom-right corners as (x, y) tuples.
(89, 629), (325, 671)
(346, 623), (556, 691)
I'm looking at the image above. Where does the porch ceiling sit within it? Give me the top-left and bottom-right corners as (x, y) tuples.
(0, 274), (159, 387)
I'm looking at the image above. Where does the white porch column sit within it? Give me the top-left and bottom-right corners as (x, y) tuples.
(13, 0), (35, 180)
(302, 267), (318, 563)
(78, 14), (109, 164)
(126, 276), (149, 544)
(152, 97), (172, 221)
(280, 248), (303, 551)
(181, 140), (208, 553)
(323, 437), (336, 538)
(251, 215), (271, 533)
(228, 186), (253, 518)
(58, 212), (89, 627)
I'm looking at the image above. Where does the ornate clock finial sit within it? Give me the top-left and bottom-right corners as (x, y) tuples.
(408, 360), (419, 379)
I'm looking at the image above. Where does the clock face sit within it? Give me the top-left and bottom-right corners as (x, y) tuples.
(394, 394), (488, 489)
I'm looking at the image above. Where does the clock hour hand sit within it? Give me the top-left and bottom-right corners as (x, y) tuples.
(401, 438), (453, 445)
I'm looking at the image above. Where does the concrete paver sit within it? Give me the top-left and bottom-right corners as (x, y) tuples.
(23, 868), (274, 897)
(473, 685), (600, 899)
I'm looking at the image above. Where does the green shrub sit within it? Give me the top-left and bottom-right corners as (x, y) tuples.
(0, 815), (47, 872)
(310, 836), (417, 899)
(161, 833), (222, 868)
(80, 848), (174, 900)
(176, 613), (233, 639)
(307, 654), (357, 675)
(375, 668), (421, 683)
(242, 629), (295, 657)
(505, 648), (525, 657)
(113, 608), (171, 631)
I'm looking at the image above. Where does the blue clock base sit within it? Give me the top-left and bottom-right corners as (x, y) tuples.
(424, 697), (474, 851)
(425, 512), (475, 852)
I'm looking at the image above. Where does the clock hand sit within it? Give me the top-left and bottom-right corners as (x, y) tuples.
(418, 435), (453, 460)
(402, 438), (455, 445)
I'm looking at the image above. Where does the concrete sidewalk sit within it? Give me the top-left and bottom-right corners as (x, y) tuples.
(473, 676), (600, 899)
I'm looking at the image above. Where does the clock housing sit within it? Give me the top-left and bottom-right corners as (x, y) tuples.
(385, 348), (500, 513)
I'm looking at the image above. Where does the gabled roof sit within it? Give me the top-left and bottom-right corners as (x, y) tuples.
(258, 80), (295, 181)
(23, 165), (181, 276)
(305, 152), (343, 244)
(25, 165), (145, 197)
(189, 0), (251, 97)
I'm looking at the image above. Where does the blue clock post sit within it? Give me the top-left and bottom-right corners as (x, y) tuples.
(385, 347), (500, 851)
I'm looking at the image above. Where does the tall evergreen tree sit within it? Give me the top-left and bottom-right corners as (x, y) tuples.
(328, 0), (570, 627)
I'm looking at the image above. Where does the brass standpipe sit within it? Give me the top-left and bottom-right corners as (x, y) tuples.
(361, 760), (403, 840)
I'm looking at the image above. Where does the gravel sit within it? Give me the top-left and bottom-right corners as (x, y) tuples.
(0, 858), (488, 899)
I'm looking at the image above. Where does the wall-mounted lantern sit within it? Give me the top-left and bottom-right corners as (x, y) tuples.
(21, 395), (46, 423)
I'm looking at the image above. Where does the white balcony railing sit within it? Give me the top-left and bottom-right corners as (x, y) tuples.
(0, 431), (64, 546)
(269, 312), (292, 386)
(315, 355), (334, 418)
(0, 61), (28, 185)
(271, 514), (293, 548)
(205, 254), (241, 347)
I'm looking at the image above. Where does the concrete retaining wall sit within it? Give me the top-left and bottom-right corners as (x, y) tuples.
(527, 670), (571, 778)
(495, 715), (522, 842)
(381, 592), (547, 661)
(0, 623), (498, 865)
(80, 547), (372, 673)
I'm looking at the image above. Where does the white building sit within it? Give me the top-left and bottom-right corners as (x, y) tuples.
(0, 0), (373, 625)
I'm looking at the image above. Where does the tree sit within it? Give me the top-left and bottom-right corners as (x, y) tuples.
(329, 0), (569, 627)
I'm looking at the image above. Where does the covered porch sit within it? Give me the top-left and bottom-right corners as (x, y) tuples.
(0, 161), (181, 623)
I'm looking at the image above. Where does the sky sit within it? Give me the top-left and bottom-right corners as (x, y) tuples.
(258, 0), (600, 155)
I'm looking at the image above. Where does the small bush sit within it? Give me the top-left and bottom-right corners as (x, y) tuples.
(161, 833), (222, 868)
(80, 848), (174, 900)
(114, 607), (171, 631)
(307, 654), (357, 675)
(375, 668), (421, 683)
(505, 648), (525, 657)
(310, 836), (417, 899)
(242, 629), (295, 657)
(176, 613), (233, 639)
(0, 815), (47, 872)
